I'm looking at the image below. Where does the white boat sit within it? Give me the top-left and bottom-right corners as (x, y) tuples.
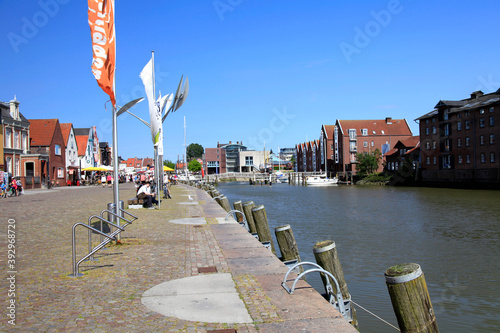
(306, 174), (338, 186)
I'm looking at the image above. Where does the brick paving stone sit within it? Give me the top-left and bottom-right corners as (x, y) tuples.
(0, 182), (356, 332)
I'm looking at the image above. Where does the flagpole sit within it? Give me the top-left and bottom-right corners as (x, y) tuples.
(151, 51), (161, 208)
(111, 1), (121, 240)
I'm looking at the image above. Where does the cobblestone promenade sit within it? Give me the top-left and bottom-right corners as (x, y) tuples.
(0, 183), (356, 332)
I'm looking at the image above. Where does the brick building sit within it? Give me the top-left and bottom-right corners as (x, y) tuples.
(416, 88), (500, 187)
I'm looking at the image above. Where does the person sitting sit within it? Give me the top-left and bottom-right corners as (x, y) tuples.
(0, 181), (7, 198)
(136, 182), (158, 209)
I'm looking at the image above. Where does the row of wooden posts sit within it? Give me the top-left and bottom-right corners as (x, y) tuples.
(180, 180), (439, 333)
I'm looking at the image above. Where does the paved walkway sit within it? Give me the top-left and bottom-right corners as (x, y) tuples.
(0, 182), (356, 332)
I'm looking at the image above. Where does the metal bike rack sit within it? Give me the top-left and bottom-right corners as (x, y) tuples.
(281, 261), (352, 322)
(225, 209), (249, 231)
(70, 208), (138, 277)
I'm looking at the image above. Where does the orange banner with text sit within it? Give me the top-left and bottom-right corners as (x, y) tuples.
(88, 0), (116, 107)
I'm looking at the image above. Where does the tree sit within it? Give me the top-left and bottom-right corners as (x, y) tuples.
(355, 148), (382, 178)
(188, 159), (201, 172)
(163, 160), (175, 169)
(186, 143), (204, 160)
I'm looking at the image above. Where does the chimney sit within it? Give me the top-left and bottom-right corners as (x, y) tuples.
(471, 90), (484, 99)
(10, 98), (20, 120)
(385, 117), (392, 124)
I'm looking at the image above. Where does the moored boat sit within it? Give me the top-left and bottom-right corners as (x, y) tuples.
(306, 174), (338, 186)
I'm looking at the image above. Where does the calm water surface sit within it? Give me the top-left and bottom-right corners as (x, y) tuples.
(218, 182), (500, 333)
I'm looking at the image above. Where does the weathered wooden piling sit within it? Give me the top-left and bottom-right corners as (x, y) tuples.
(233, 200), (244, 222)
(385, 263), (439, 333)
(274, 224), (302, 272)
(251, 205), (276, 254)
(313, 240), (358, 328)
(242, 201), (257, 233)
(215, 195), (231, 212)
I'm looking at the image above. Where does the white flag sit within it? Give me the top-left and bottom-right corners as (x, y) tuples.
(140, 58), (162, 146)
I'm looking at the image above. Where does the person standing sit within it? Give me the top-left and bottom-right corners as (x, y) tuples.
(101, 174), (106, 187)
(106, 174), (112, 188)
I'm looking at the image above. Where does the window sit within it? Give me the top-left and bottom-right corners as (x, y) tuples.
(426, 119), (429, 124)
(458, 155), (462, 164)
(490, 107), (495, 113)
(426, 141), (430, 150)
(466, 155), (471, 164)
(426, 157), (430, 164)
(15, 158), (20, 176)
(465, 111), (470, 117)
(363, 141), (368, 147)
(489, 116), (494, 126)
(480, 153), (485, 163)
(348, 129), (357, 140)
(445, 139), (451, 152)
(14, 131), (20, 149)
(490, 152), (496, 163)
(55, 144), (61, 155)
(432, 141), (436, 149)
(457, 138), (462, 148)
(457, 122), (462, 131)
(465, 121), (470, 130)
(433, 156), (437, 165)
(425, 127), (429, 135)
(444, 124), (450, 136)
(457, 112), (461, 119)
(207, 161), (219, 167)
(465, 137), (470, 147)
(432, 118), (436, 123)
(444, 109), (449, 120)
(362, 128), (368, 136)
(371, 141), (374, 147)
(480, 135), (485, 145)
(432, 126), (436, 134)
(5, 128), (11, 148)
(480, 108), (485, 114)
(245, 156), (253, 166)
(490, 134), (495, 144)
(22, 132), (27, 151)
(57, 167), (64, 178)
(480, 118), (485, 128)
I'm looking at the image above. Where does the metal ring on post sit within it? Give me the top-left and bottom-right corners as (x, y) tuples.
(281, 261), (352, 322)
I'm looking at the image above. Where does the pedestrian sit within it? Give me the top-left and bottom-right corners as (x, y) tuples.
(10, 178), (18, 197)
(136, 181), (158, 209)
(0, 181), (7, 198)
(107, 174), (112, 188)
(101, 174), (106, 187)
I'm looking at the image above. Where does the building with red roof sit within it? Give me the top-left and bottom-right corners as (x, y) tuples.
(60, 123), (80, 184)
(28, 118), (67, 187)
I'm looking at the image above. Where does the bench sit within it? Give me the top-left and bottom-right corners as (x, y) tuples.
(128, 197), (147, 209)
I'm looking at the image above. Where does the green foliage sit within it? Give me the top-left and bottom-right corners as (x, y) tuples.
(355, 148), (382, 178)
(188, 159), (201, 172)
(163, 160), (175, 169)
(186, 143), (204, 160)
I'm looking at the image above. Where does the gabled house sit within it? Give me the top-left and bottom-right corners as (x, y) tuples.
(28, 119), (67, 187)
(99, 142), (111, 166)
(1, 98), (30, 181)
(384, 136), (420, 176)
(330, 118), (413, 175)
(60, 123), (79, 185)
(75, 128), (96, 171)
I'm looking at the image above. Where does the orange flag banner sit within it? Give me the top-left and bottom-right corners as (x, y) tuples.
(88, 0), (116, 107)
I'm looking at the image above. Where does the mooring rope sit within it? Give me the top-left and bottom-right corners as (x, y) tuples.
(351, 300), (400, 331)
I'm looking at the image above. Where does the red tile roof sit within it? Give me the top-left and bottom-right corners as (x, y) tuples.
(59, 123), (73, 145)
(29, 119), (59, 146)
(338, 119), (412, 136)
(400, 136), (420, 147)
(75, 134), (89, 156)
(322, 125), (335, 139)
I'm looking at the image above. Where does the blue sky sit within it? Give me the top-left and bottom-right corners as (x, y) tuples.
(2, 0), (499, 162)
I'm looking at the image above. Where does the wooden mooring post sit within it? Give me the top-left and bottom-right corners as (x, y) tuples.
(313, 240), (358, 329)
(385, 263), (439, 333)
(232, 200), (244, 222)
(215, 195), (231, 212)
(275, 224), (302, 271)
(242, 201), (257, 233)
(251, 205), (276, 255)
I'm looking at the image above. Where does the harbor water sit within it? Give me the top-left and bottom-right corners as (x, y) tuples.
(218, 181), (500, 332)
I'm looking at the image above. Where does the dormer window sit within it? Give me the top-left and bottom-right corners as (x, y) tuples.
(361, 128), (368, 136)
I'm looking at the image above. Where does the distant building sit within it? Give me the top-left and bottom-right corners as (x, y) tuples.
(322, 118), (413, 175)
(60, 123), (79, 185)
(416, 88), (500, 188)
(384, 136), (420, 183)
(29, 119), (67, 187)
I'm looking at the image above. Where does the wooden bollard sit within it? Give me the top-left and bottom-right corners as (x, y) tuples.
(385, 263), (439, 333)
(242, 201), (257, 233)
(220, 196), (231, 213)
(274, 224), (300, 262)
(313, 240), (358, 328)
(233, 200), (244, 222)
(251, 205), (276, 255)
